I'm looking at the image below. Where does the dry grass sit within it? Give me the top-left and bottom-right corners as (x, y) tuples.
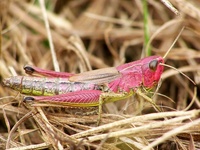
(1, 0), (200, 149)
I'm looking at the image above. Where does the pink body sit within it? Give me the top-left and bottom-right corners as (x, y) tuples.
(2, 56), (164, 106)
(109, 56), (164, 92)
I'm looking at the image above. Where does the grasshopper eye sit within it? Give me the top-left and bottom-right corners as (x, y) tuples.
(149, 60), (158, 71)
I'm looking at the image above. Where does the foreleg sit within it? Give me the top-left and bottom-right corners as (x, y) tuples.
(136, 89), (161, 112)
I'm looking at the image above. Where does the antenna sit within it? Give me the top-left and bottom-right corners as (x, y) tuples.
(163, 26), (185, 59)
(160, 63), (196, 85)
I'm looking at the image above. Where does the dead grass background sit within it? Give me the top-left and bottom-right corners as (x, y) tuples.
(0, 0), (200, 150)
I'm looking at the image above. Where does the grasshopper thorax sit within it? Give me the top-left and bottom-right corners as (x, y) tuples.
(109, 56), (164, 92)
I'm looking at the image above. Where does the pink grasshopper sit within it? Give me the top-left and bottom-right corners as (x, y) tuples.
(2, 56), (164, 124)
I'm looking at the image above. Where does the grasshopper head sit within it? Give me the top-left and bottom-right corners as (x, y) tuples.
(110, 56), (164, 92)
(141, 56), (164, 88)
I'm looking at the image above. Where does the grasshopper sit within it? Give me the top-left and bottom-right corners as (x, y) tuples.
(2, 56), (164, 124)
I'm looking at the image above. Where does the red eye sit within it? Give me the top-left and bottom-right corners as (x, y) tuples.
(149, 60), (158, 71)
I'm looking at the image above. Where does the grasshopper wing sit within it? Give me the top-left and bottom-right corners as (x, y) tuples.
(69, 67), (121, 84)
